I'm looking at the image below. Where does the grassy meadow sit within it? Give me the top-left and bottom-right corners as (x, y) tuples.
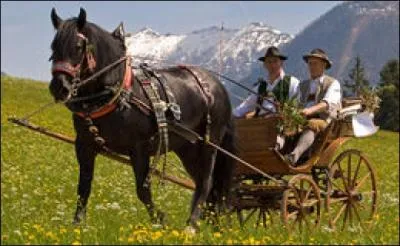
(1, 75), (399, 245)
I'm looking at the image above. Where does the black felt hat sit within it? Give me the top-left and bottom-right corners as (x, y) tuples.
(258, 46), (287, 61)
(303, 48), (332, 69)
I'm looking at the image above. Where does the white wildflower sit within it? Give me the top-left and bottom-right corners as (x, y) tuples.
(108, 202), (121, 210)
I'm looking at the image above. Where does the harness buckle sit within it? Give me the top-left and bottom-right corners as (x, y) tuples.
(167, 103), (181, 121)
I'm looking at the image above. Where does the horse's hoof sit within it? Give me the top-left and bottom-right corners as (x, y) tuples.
(72, 218), (81, 226)
(152, 210), (165, 225)
(72, 212), (86, 226)
(183, 225), (197, 236)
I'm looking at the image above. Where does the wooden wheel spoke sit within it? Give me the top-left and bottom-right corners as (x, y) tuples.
(300, 180), (305, 200)
(243, 209), (257, 225)
(330, 179), (347, 193)
(338, 163), (350, 191)
(348, 203), (353, 226)
(237, 209), (244, 226)
(262, 210), (267, 228)
(332, 203), (347, 224)
(266, 209), (274, 223)
(352, 157), (362, 188)
(288, 200), (300, 208)
(347, 153), (352, 188)
(304, 187), (313, 201)
(351, 203), (369, 231)
(292, 189), (302, 205)
(288, 211), (299, 220)
(351, 203), (363, 223)
(303, 199), (319, 207)
(329, 197), (348, 204)
(256, 209), (262, 227)
(354, 173), (371, 191)
(341, 205), (350, 231)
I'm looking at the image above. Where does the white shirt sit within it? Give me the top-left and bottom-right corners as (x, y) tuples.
(304, 74), (342, 110)
(233, 70), (300, 117)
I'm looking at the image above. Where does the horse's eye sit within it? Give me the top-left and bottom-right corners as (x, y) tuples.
(76, 40), (85, 52)
(76, 43), (83, 52)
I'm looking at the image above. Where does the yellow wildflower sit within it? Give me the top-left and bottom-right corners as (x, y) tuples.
(152, 231), (163, 240)
(74, 228), (81, 235)
(28, 235), (35, 240)
(214, 232), (222, 238)
(171, 230), (180, 237)
(60, 228), (67, 234)
(127, 237), (134, 243)
(72, 241), (81, 245)
(32, 224), (42, 232)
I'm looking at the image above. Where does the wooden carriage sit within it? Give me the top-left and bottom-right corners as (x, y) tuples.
(8, 97), (377, 232)
(231, 97), (378, 232)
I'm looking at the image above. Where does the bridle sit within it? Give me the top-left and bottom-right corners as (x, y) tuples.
(51, 31), (131, 118)
(51, 32), (98, 98)
(51, 32), (129, 102)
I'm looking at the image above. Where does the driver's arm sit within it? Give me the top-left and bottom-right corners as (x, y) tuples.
(233, 92), (258, 118)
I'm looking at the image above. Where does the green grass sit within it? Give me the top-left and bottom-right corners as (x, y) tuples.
(1, 75), (399, 245)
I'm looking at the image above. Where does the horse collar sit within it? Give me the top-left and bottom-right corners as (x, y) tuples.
(75, 58), (132, 119)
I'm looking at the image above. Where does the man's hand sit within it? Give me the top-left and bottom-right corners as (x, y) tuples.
(301, 108), (313, 117)
(301, 101), (328, 117)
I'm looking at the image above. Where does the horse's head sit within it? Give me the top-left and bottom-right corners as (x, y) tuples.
(49, 8), (126, 103)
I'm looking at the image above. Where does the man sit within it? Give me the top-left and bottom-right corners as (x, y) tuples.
(285, 48), (342, 165)
(233, 46), (300, 118)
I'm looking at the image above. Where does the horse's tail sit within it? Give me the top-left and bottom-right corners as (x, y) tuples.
(208, 117), (237, 213)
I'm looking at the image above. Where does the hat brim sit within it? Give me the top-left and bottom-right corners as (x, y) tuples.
(303, 54), (332, 69)
(258, 55), (287, 62)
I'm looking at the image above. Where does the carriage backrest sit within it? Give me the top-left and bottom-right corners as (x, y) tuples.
(235, 115), (280, 152)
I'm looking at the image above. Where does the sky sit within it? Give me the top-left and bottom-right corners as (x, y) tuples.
(1, 1), (341, 82)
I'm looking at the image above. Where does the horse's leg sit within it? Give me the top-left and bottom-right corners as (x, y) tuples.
(187, 144), (218, 231)
(73, 140), (97, 225)
(130, 146), (164, 225)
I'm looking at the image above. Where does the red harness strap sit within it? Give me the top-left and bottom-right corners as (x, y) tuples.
(75, 60), (132, 119)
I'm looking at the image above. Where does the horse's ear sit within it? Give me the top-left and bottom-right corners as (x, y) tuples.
(77, 7), (87, 30)
(112, 22), (125, 41)
(51, 8), (63, 30)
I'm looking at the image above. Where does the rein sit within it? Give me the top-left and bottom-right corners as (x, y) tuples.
(128, 55), (279, 113)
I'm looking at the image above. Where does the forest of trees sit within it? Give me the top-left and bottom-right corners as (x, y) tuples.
(344, 57), (399, 132)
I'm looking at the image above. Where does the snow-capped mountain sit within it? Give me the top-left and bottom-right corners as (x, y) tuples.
(125, 27), (185, 65)
(125, 22), (292, 84)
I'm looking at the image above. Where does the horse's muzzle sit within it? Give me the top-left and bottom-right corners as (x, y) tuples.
(49, 73), (72, 102)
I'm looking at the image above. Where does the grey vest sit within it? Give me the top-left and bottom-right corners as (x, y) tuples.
(299, 75), (339, 121)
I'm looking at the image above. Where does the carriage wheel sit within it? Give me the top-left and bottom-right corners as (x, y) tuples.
(281, 174), (321, 233)
(236, 207), (274, 228)
(326, 149), (378, 231)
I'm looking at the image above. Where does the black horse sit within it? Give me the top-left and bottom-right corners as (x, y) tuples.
(48, 8), (236, 231)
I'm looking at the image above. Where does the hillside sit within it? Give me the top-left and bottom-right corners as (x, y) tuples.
(283, 1), (398, 84)
(1, 76), (399, 245)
